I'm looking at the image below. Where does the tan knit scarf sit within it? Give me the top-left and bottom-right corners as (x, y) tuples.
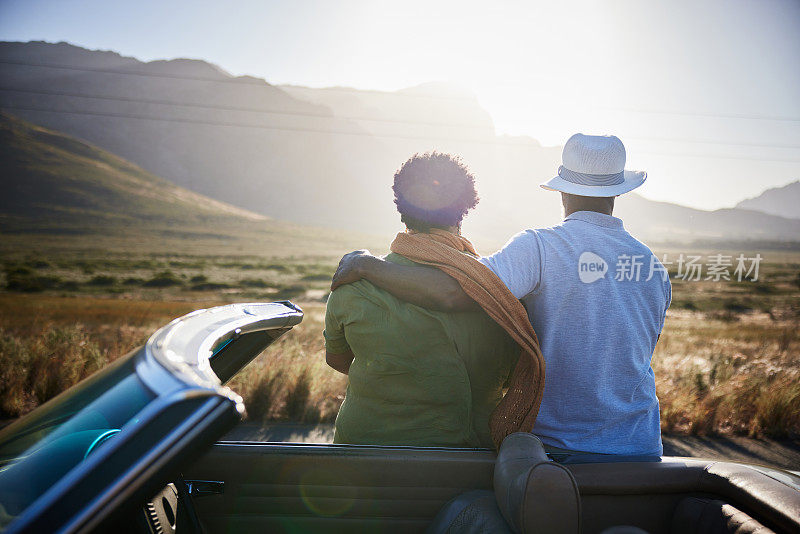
(390, 228), (545, 448)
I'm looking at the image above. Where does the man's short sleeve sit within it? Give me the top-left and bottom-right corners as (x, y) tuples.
(323, 289), (351, 354)
(479, 229), (543, 299)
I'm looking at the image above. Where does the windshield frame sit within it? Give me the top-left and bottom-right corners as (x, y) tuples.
(4, 345), (241, 534)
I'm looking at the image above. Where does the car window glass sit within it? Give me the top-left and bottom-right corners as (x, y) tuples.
(0, 351), (155, 530)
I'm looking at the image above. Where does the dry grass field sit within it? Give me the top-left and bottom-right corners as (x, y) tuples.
(0, 294), (345, 425)
(655, 311), (798, 438)
(1, 249), (798, 441)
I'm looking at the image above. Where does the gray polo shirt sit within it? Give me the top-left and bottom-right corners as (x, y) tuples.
(479, 211), (671, 455)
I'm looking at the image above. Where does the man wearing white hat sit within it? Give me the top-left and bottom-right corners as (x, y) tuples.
(331, 134), (671, 457)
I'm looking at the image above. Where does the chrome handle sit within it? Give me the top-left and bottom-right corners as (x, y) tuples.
(184, 480), (224, 497)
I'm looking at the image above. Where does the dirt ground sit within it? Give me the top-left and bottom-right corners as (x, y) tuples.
(223, 423), (800, 472)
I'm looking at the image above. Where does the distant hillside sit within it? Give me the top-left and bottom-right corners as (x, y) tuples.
(281, 81), (497, 141)
(0, 40), (397, 232)
(1, 40), (798, 246)
(0, 113), (378, 256)
(735, 181), (800, 220)
(0, 112), (266, 230)
(615, 193), (800, 243)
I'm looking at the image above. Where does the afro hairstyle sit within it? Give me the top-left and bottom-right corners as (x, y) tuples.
(392, 151), (479, 230)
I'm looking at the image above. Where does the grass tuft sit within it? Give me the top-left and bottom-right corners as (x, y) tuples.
(142, 270), (183, 288)
(0, 325), (105, 417)
(88, 275), (116, 286)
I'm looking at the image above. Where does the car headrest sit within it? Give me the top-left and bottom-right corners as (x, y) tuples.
(493, 433), (581, 534)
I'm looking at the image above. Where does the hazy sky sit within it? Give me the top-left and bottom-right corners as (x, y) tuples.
(1, 0), (798, 210)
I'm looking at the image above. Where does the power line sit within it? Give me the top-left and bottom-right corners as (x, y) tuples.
(1, 85), (798, 151)
(629, 134), (800, 151)
(4, 103), (800, 164)
(0, 86), (493, 130)
(637, 150), (800, 164)
(1, 58), (799, 123)
(0, 103), (513, 145)
(593, 104), (800, 124)
(0, 59), (477, 102)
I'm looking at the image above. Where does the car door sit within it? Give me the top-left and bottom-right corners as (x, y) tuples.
(185, 442), (496, 534)
(182, 299), (493, 533)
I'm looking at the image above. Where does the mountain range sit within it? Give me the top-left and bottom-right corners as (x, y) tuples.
(0, 112), (378, 256)
(1, 40), (798, 246)
(0, 112), (264, 230)
(735, 181), (799, 220)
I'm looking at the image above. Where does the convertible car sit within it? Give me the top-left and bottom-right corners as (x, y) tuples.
(0, 302), (798, 533)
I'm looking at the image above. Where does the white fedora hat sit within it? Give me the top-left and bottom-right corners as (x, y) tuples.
(540, 133), (646, 197)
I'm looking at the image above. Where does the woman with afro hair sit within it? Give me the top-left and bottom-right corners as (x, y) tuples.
(323, 152), (518, 447)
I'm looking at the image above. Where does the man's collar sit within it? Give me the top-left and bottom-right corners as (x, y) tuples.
(564, 210), (625, 230)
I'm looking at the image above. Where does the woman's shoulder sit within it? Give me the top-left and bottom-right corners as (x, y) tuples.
(385, 252), (419, 266)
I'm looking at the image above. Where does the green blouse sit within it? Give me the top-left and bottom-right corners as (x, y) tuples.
(324, 253), (518, 448)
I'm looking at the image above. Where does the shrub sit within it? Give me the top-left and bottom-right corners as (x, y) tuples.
(274, 285), (305, 300)
(60, 281), (80, 291)
(142, 270), (183, 288)
(240, 278), (277, 289)
(672, 299), (697, 311)
(88, 275), (116, 286)
(706, 310), (740, 322)
(245, 375), (280, 422)
(6, 266), (33, 276)
(190, 282), (229, 291)
(284, 369), (313, 422)
(0, 326), (106, 418)
(6, 274), (63, 292)
(750, 378), (800, 438)
(301, 273), (332, 282)
(723, 299), (752, 314)
(0, 332), (35, 417)
(76, 261), (95, 275)
(751, 282), (776, 294)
